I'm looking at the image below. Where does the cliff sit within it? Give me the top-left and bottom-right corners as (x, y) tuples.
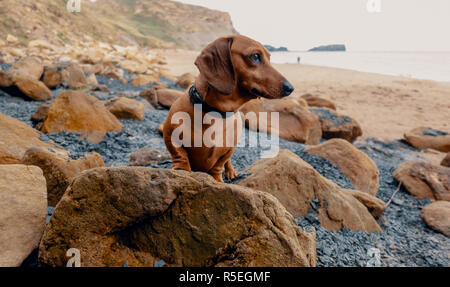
(0, 0), (237, 49)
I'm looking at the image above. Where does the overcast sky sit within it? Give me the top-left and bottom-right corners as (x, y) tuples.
(177, 0), (450, 51)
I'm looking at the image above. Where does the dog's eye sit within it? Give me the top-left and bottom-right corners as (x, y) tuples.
(249, 53), (262, 64)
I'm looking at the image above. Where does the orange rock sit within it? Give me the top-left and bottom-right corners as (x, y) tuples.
(421, 201), (450, 237)
(39, 167), (316, 267)
(310, 108), (362, 143)
(304, 139), (379, 196)
(105, 97), (145, 121)
(404, 127), (450, 152)
(301, 93), (336, 110)
(176, 73), (196, 89)
(0, 164), (47, 267)
(0, 113), (67, 164)
(140, 87), (183, 109)
(237, 150), (383, 232)
(393, 161), (449, 201)
(240, 98), (322, 145)
(41, 91), (122, 143)
(20, 147), (105, 206)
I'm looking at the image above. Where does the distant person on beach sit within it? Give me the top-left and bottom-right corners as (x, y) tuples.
(297, 56), (301, 64)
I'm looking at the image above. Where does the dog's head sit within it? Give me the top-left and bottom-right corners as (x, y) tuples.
(195, 35), (294, 99)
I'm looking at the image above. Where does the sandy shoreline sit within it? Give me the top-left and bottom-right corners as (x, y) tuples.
(162, 49), (450, 143)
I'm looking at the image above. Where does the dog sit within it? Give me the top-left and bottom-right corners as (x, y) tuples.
(163, 35), (294, 182)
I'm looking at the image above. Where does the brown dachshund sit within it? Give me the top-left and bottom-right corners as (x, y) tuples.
(163, 35), (294, 182)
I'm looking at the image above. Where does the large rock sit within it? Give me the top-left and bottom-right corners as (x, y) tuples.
(421, 201), (450, 237)
(404, 127), (450, 152)
(7, 56), (44, 80)
(131, 74), (159, 87)
(42, 63), (88, 89)
(237, 150), (383, 232)
(176, 73), (196, 89)
(310, 108), (362, 143)
(105, 97), (145, 121)
(240, 98), (322, 145)
(301, 94), (336, 110)
(20, 147), (105, 206)
(140, 87), (183, 109)
(0, 113), (67, 164)
(0, 165), (47, 266)
(40, 91), (122, 143)
(304, 139), (379, 196)
(442, 152), (450, 167)
(393, 161), (449, 201)
(10, 76), (52, 101)
(128, 148), (171, 166)
(39, 167), (316, 267)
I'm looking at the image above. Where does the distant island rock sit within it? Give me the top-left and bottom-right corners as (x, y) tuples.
(308, 44), (346, 52)
(264, 45), (289, 52)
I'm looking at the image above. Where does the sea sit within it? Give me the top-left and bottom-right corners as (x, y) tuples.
(270, 51), (450, 83)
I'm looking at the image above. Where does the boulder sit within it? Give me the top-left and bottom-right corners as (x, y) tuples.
(140, 87), (183, 109)
(11, 77), (52, 101)
(42, 63), (88, 89)
(421, 201), (450, 237)
(304, 139), (379, 196)
(31, 103), (50, 123)
(404, 127), (450, 152)
(393, 161), (449, 201)
(0, 113), (67, 164)
(105, 97), (145, 121)
(240, 98), (322, 145)
(7, 56), (44, 80)
(301, 94), (336, 110)
(39, 167), (316, 267)
(20, 147), (105, 206)
(442, 152), (450, 167)
(0, 165), (47, 266)
(40, 91), (122, 143)
(237, 150), (383, 232)
(128, 148), (171, 166)
(176, 73), (196, 89)
(131, 74), (159, 87)
(310, 108), (362, 143)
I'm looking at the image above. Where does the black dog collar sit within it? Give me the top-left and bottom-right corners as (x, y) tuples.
(189, 85), (235, 118)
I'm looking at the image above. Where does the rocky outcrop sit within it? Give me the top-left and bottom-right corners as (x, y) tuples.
(308, 44), (346, 52)
(310, 108), (362, 143)
(304, 139), (379, 196)
(237, 150), (383, 232)
(20, 147), (105, 206)
(105, 97), (145, 121)
(404, 127), (450, 152)
(40, 91), (122, 143)
(421, 201), (450, 237)
(301, 94), (336, 110)
(39, 167), (316, 267)
(0, 113), (67, 164)
(140, 87), (183, 109)
(240, 98), (322, 145)
(128, 148), (171, 166)
(393, 161), (449, 201)
(0, 164), (47, 267)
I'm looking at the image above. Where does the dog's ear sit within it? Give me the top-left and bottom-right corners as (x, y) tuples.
(195, 37), (236, 95)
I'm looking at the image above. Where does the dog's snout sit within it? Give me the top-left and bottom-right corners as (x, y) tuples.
(282, 81), (294, 96)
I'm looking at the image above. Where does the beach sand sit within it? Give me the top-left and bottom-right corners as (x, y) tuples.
(162, 49), (450, 163)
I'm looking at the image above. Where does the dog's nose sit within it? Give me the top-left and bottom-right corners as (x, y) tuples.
(282, 81), (294, 96)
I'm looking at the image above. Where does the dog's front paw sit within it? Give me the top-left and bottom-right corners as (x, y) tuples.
(224, 167), (237, 180)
